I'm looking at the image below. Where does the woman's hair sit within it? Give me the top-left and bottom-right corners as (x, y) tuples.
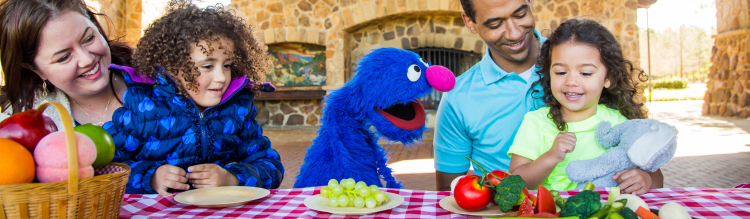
(533, 18), (647, 131)
(132, 0), (269, 95)
(0, 0), (132, 114)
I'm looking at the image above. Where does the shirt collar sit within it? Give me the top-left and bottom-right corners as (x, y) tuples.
(481, 29), (546, 85)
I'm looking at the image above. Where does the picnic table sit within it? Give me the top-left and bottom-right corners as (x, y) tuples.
(120, 187), (750, 218)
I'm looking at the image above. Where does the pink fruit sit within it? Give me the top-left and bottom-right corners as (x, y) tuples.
(34, 131), (97, 183)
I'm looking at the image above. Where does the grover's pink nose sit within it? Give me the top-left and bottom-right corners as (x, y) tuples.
(425, 65), (455, 92)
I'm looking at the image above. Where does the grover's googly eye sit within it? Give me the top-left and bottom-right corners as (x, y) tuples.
(419, 58), (429, 67)
(407, 64), (421, 82)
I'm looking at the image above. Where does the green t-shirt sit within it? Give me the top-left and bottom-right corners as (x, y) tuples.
(508, 104), (628, 191)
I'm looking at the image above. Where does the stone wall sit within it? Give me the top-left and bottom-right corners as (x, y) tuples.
(703, 0), (750, 118)
(255, 100), (323, 126)
(533, 0), (642, 68)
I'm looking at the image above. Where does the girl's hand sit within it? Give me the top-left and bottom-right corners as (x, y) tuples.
(545, 132), (576, 163)
(151, 165), (189, 197)
(187, 164), (240, 189)
(613, 168), (652, 195)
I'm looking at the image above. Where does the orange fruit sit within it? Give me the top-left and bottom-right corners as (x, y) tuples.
(0, 138), (35, 184)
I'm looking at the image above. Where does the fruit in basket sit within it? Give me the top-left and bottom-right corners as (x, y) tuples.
(321, 178), (389, 209)
(454, 174), (492, 211)
(0, 139), (35, 184)
(74, 124), (115, 168)
(0, 109), (57, 152)
(34, 131), (97, 183)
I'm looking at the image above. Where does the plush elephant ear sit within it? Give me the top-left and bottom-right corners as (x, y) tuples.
(627, 121), (678, 169)
(595, 121), (629, 149)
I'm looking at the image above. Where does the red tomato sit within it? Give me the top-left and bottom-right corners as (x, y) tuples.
(518, 196), (534, 217)
(520, 212), (559, 218)
(486, 170), (510, 186)
(536, 185), (556, 214)
(522, 188), (537, 206)
(454, 174), (492, 211)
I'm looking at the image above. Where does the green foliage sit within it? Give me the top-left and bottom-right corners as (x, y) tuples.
(493, 175), (526, 213)
(560, 190), (601, 219)
(642, 80), (688, 89)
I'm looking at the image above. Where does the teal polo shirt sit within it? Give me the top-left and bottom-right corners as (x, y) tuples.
(434, 30), (546, 174)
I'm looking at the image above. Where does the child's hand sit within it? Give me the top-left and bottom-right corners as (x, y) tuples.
(187, 164), (239, 189)
(613, 168), (652, 195)
(546, 132), (576, 163)
(151, 165), (189, 196)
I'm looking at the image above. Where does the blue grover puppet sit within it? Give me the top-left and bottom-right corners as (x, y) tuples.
(294, 48), (455, 188)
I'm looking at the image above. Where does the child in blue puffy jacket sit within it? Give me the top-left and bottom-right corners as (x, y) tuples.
(104, 2), (283, 196)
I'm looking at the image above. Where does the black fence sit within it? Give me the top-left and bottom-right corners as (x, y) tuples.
(411, 48), (481, 109)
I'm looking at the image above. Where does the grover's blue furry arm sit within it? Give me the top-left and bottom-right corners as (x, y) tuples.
(294, 47), (455, 188)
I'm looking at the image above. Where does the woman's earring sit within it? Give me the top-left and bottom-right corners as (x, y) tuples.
(42, 80), (49, 101)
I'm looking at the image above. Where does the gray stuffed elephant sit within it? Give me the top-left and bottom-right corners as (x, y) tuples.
(566, 119), (678, 189)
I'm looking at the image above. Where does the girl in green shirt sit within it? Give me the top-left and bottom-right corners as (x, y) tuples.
(508, 18), (663, 195)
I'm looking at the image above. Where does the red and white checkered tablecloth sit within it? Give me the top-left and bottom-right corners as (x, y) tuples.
(120, 187), (750, 219)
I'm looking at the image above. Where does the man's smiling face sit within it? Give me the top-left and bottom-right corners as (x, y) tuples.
(462, 0), (536, 64)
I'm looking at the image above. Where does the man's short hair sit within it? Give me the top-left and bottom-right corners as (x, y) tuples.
(460, 0), (476, 23)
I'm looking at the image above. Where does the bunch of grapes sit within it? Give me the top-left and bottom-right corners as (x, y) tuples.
(320, 178), (388, 208)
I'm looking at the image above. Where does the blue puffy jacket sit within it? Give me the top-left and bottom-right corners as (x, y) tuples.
(104, 64), (283, 194)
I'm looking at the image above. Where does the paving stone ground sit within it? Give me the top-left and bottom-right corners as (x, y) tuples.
(267, 100), (750, 190)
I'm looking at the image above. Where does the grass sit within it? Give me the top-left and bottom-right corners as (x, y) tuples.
(642, 83), (706, 101)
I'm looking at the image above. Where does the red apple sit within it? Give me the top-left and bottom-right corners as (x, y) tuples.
(0, 109), (58, 152)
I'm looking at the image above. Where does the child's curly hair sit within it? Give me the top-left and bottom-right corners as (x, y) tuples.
(132, 0), (269, 95)
(533, 18), (647, 131)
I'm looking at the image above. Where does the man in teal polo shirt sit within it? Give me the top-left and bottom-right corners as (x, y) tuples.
(434, 0), (545, 191)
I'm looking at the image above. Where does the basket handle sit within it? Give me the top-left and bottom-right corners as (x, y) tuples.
(37, 102), (79, 193)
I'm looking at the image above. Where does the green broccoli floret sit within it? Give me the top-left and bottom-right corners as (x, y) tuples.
(560, 190), (601, 219)
(616, 207), (639, 219)
(493, 175), (526, 213)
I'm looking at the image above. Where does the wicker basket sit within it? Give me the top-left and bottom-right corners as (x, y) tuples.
(0, 102), (130, 219)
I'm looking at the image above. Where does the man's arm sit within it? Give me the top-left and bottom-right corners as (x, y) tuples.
(436, 171), (470, 191)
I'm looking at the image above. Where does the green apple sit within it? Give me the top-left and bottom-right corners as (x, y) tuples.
(74, 124), (115, 168)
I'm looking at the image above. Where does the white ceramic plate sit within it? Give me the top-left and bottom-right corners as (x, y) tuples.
(303, 192), (404, 215)
(174, 186), (270, 208)
(439, 196), (518, 217)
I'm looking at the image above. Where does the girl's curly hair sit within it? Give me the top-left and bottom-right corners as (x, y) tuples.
(533, 18), (647, 131)
(132, 0), (269, 95)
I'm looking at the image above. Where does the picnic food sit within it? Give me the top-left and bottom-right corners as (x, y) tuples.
(0, 138), (35, 184)
(34, 131), (97, 183)
(615, 193), (649, 212)
(320, 178), (388, 208)
(454, 174), (492, 211)
(0, 108), (57, 152)
(560, 190), (601, 219)
(658, 202), (691, 219)
(74, 124), (115, 168)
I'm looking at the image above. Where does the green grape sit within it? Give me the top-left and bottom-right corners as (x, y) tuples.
(337, 195), (349, 206)
(354, 197), (365, 208)
(332, 185), (344, 196)
(365, 197), (377, 209)
(328, 179), (339, 188)
(369, 185), (379, 195)
(344, 179), (356, 190)
(374, 191), (386, 202)
(348, 195), (355, 207)
(320, 186), (331, 198)
(328, 197), (339, 207)
(355, 181), (367, 190)
(358, 186), (371, 197)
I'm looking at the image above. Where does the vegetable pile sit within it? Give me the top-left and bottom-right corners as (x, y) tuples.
(452, 156), (692, 219)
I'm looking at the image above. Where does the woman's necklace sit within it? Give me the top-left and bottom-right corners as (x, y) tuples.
(71, 91), (112, 126)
